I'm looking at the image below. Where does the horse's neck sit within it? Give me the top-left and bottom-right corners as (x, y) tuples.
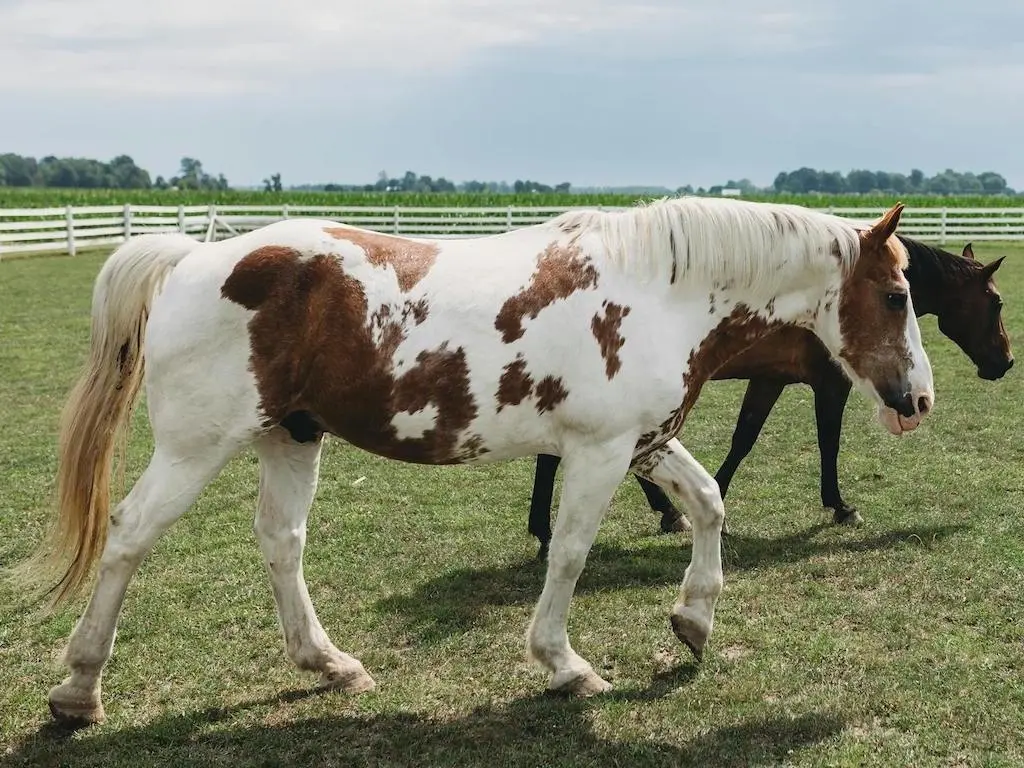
(902, 241), (970, 317)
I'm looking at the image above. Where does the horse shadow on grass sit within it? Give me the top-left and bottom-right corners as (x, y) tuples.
(375, 522), (966, 642)
(9, 686), (847, 768)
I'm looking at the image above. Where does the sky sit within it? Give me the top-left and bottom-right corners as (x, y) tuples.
(1, 0), (1022, 190)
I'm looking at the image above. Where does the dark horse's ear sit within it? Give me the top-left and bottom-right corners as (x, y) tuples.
(980, 255), (1007, 280)
(962, 243), (977, 261)
(863, 202), (904, 246)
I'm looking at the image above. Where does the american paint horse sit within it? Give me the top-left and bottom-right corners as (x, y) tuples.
(21, 197), (934, 726)
(527, 237), (1013, 557)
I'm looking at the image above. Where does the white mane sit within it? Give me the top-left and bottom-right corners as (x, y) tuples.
(550, 196), (860, 291)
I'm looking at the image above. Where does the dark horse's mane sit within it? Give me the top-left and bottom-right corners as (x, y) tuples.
(899, 234), (982, 285)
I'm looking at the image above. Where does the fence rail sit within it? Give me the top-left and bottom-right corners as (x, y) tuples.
(2, 203), (1024, 258)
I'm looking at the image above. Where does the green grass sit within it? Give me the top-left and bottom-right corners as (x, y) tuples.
(2, 187), (1024, 209)
(1, 244), (1023, 766)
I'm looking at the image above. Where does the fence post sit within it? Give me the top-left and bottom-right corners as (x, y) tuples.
(507, 205), (513, 232)
(122, 203), (132, 242)
(205, 204), (217, 241)
(393, 206), (400, 235)
(940, 207), (947, 245)
(282, 204), (290, 219)
(177, 205), (185, 233)
(65, 205), (76, 256)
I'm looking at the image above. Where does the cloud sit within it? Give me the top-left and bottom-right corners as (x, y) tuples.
(0, 0), (677, 95)
(0, 0), (844, 96)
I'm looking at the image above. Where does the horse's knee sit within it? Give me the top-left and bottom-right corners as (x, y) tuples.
(692, 481), (725, 528)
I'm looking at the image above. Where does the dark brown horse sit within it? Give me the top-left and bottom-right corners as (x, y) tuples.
(528, 236), (1013, 558)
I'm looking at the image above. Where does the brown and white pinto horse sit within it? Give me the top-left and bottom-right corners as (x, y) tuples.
(527, 237), (1013, 557)
(21, 197), (933, 725)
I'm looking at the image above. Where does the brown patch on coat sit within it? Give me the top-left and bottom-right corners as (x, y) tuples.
(221, 245), (304, 309)
(496, 356), (535, 412)
(590, 301), (632, 379)
(631, 306), (784, 471)
(495, 242), (599, 343)
(221, 247), (475, 465)
(681, 306), (783, 419)
(535, 376), (569, 413)
(323, 226), (439, 292)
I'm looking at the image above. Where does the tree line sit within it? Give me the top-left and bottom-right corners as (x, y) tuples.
(0, 154), (228, 190)
(693, 167), (1015, 196)
(2, 153), (1018, 196)
(295, 170), (573, 195)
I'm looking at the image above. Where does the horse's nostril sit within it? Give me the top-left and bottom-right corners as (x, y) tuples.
(918, 396), (930, 414)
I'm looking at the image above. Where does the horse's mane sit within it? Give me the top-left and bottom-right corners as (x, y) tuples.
(549, 196), (860, 292)
(898, 235), (982, 283)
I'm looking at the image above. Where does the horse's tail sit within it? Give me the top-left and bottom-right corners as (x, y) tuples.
(15, 233), (200, 606)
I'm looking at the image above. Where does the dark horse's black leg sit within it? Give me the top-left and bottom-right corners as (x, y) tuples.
(530, 454), (561, 560)
(636, 476), (688, 534)
(713, 378), (788, 533)
(813, 368), (859, 524)
(529, 455), (686, 560)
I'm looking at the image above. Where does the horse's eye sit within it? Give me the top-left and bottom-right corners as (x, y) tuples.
(886, 292), (908, 311)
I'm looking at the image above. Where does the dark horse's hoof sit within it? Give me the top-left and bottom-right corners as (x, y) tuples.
(831, 503), (863, 526)
(659, 509), (691, 533)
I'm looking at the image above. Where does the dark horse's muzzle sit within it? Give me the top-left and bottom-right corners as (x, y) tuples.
(978, 357), (1013, 381)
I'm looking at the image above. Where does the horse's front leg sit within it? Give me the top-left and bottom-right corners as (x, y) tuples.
(634, 438), (725, 660)
(526, 434), (636, 696)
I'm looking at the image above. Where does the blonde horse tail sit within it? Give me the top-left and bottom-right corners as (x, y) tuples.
(14, 233), (200, 606)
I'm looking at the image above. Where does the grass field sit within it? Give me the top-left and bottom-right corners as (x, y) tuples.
(3, 187), (1024, 209)
(1, 243), (1023, 766)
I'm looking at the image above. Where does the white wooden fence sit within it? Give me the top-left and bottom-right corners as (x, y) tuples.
(2, 203), (1024, 258)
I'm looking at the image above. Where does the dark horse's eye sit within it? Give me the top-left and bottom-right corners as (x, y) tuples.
(886, 292), (908, 311)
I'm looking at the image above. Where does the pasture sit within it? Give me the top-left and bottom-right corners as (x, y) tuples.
(1, 242), (1023, 766)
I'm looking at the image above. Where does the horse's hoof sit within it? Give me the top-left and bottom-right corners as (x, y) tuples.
(670, 609), (710, 662)
(320, 662), (376, 694)
(660, 512), (691, 533)
(48, 682), (105, 728)
(550, 669), (612, 697)
(832, 505), (863, 526)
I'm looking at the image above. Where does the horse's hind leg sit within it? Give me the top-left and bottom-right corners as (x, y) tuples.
(253, 428), (374, 693)
(48, 443), (236, 726)
(634, 438), (725, 661)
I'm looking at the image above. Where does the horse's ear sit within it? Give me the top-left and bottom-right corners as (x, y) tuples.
(864, 202), (904, 245)
(962, 242), (977, 261)
(980, 255), (1006, 280)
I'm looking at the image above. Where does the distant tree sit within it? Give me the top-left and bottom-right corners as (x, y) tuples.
(847, 170), (878, 194)
(263, 172), (283, 193)
(978, 171), (1008, 193)
(169, 157), (230, 191)
(0, 153), (38, 186)
(554, 182), (571, 193)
